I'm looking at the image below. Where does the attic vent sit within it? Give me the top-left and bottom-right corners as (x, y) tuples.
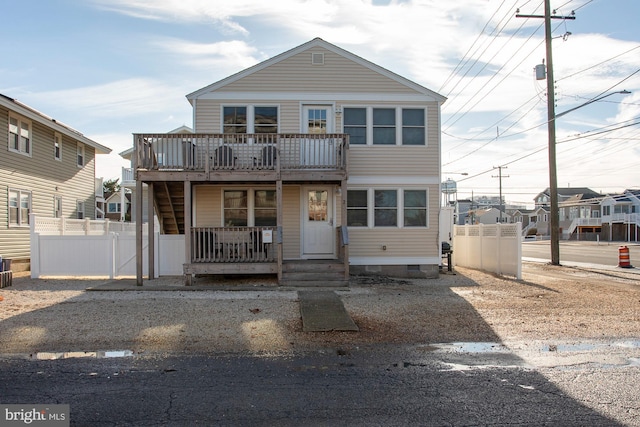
(311, 52), (324, 65)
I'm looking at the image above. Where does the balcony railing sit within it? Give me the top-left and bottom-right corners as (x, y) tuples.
(191, 226), (276, 263)
(134, 133), (348, 173)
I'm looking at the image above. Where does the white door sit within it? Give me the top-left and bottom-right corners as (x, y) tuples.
(303, 187), (335, 257)
(301, 106), (336, 166)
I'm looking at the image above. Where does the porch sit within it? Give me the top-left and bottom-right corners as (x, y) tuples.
(132, 133), (350, 286)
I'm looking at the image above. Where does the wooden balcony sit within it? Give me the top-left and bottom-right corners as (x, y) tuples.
(133, 133), (349, 182)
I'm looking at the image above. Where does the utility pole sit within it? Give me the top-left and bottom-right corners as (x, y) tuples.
(492, 166), (509, 223)
(517, 1), (575, 265)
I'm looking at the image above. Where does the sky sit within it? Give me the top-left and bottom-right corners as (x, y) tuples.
(2, 0), (639, 208)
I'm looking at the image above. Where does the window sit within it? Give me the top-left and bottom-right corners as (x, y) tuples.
(344, 108), (366, 145)
(9, 189), (31, 227)
(404, 190), (427, 226)
(77, 201), (85, 219)
(254, 190), (276, 226)
(402, 109), (425, 145)
(374, 190), (397, 226)
(602, 205), (610, 216)
(223, 106), (279, 134)
(77, 143), (85, 167)
(108, 202), (121, 213)
(54, 132), (62, 160)
(224, 190), (248, 226)
(9, 114), (31, 155)
(347, 190), (368, 226)
(254, 107), (278, 134)
(306, 109), (327, 134)
(372, 108), (396, 145)
(54, 196), (62, 218)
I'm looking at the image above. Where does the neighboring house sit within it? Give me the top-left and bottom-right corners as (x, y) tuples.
(558, 191), (603, 240)
(465, 207), (509, 225)
(533, 187), (601, 238)
(0, 94), (111, 269)
(601, 189), (640, 241)
(131, 38), (446, 285)
(104, 191), (131, 222)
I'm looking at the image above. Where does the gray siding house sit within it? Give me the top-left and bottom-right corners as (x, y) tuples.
(132, 38), (446, 285)
(0, 94), (111, 270)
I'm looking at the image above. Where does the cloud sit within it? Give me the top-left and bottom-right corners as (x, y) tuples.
(154, 38), (264, 71)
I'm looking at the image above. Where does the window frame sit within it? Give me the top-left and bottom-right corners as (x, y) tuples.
(374, 189), (398, 227)
(77, 201), (85, 219)
(222, 188), (278, 227)
(8, 113), (32, 156)
(54, 196), (62, 218)
(222, 105), (279, 135)
(346, 189), (369, 227)
(108, 202), (121, 213)
(76, 142), (85, 167)
(342, 106), (427, 146)
(54, 132), (62, 161)
(403, 189), (428, 227)
(9, 189), (31, 227)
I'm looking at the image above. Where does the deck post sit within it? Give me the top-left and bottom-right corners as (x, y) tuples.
(184, 180), (192, 285)
(276, 179), (283, 282)
(147, 182), (155, 280)
(341, 178), (349, 280)
(136, 178), (143, 286)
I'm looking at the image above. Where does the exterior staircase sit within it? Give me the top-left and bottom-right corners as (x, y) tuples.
(281, 260), (348, 287)
(154, 182), (185, 234)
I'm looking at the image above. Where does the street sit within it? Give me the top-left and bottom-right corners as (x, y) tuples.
(0, 346), (632, 426)
(522, 240), (640, 267)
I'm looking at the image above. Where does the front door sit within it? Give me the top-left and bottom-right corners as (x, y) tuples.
(303, 187), (335, 258)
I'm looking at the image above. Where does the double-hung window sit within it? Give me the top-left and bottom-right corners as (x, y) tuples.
(9, 189), (31, 227)
(374, 190), (398, 226)
(347, 190), (368, 226)
(343, 107), (426, 145)
(224, 190), (248, 226)
(404, 190), (428, 226)
(54, 132), (62, 160)
(343, 108), (367, 145)
(223, 189), (277, 226)
(223, 106), (278, 134)
(9, 114), (31, 155)
(108, 202), (121, 213)
(77, 143), (85, 167)
(254, 190), (277, 226)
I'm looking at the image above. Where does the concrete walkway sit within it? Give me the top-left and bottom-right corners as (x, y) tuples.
(298, 290), (359, 332)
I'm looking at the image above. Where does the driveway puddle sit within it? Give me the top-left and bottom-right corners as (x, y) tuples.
(32, 350), (134, 360)
(430, 342), (510, 353)
(543, 340), (640, 353)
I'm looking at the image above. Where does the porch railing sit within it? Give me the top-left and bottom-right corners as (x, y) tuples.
(191, 226), (276, 263)
(134, 133), (348, 172)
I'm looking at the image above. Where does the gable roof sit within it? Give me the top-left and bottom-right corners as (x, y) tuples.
(186, 38), (446, 103)
(0, 94), (111, 154)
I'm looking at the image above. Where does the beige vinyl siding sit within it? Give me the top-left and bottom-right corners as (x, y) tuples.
(195, 99), (301, 133)
(349, 146), (438, 177)
(0, 107), (97, 260)
(346, 186), (440, 259)
(282, 185), (301, 259)
(194, 185), (221, 226)
(222, 47), (417, 94)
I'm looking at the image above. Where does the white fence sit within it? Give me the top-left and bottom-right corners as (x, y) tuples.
(30, 216), (184, 278)
(453, 223), (522, 279)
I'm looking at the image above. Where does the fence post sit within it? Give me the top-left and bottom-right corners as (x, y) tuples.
(496, 223), (502, 276)
(109, 233), (116, 279)
(105, 218), (110, 234)
(30, 214), (40, 278)
(479, 223), (484, 271)
(516, 222), (522, 279)
(60, 217), (66, 235)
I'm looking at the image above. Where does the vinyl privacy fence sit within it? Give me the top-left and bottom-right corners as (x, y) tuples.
(453, 223), (522, 279)
(30, 216), (185, 278)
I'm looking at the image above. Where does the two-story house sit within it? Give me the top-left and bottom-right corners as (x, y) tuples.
(0, 94), (111, 270)
(132, 38), (446, 285)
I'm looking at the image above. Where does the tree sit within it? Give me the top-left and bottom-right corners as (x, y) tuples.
(103, 178), (120, 195)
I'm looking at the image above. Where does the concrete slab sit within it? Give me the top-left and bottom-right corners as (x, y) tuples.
(299, 290), (359, 332)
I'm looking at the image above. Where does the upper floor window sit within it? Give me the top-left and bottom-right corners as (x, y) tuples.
(373, 108), (396, 145)
(54, 132), (62, 161)
(9, 189), (31, 227)
(343, 107), (426, 146)
(77, 143), (85, 167)
(223, 106), (278, 134)
(344, 108), (366, 145)
(8, 114), (31, 156)
(402, 109), (425, 145)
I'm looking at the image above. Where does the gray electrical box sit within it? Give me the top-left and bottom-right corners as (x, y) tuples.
(535, 64), (546, 80)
